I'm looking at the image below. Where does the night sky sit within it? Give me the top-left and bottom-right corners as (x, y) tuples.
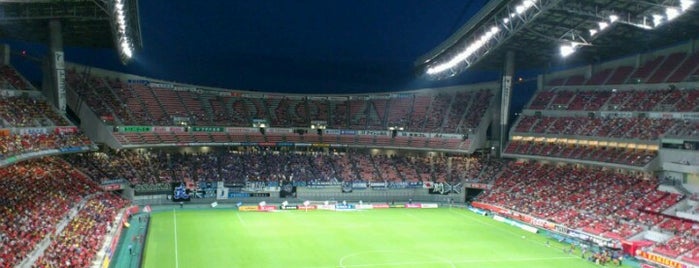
(2, 0), (538, 114)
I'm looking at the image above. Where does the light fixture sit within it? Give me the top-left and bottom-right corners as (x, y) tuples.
(560, 43), (577, 58)
(680, 0), (695, 11)
(665, 7), (680, 21)
(609, 15), (619, 23)
(113, 0), (133, 61)
(589, 29), (598, 36)
(426, 25), (501, 75)
(652, 14), (664, 27)
(598, 21), (609, 30)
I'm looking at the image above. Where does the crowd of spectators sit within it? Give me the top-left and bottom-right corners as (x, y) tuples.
(504, 140), (656, 167)
(0, 90), (92, 161)
(526, 88), (699, 112)
(512, 115), (683, 141)
(34, 193), (128, 268)
(652, 235), (699, 258)
(65, 149), (499, 190)
(0, 65), (31, 90)
(0, 95), (69, 127)
(0, 157), (101, 268)
(476, 162), (684, 238)
(0, 133), (92, 160)
(475, 161), (699, 261)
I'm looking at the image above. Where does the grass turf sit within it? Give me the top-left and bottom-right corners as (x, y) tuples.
(143, 208), (627, 268)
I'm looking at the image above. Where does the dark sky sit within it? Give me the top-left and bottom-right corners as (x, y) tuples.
(3, 0), (538, 112)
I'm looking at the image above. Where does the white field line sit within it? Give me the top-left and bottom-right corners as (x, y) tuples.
(236, 211), (247, 225)
(173, 208), (180, 268)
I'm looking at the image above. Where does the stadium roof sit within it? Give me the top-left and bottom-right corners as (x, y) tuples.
(0, 0), (141, 62)
(1, 0), (697, 93)
(418, 0), (699, 77)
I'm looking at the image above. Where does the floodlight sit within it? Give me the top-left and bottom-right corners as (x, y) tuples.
(598, 22), (609, 30)
(560, 43), (576, 58)
(652, 14), (664, 26)
(665, 7), (680, 21)
(681, 0), (695, 11)
(503, 18), (510, 24)
(523, 0), (535, 8)
(609, 15), (619, 23)
(515, 5), (525, 14)
(589, 29), (598, 36)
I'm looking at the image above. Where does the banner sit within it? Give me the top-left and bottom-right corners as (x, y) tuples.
(102, 183), (123, 191)
(351, 182), (368, 190)
(405, 203), (421, 208)
(216, 187), (229, 200)
(119, 126), (152, 133)
(152, 126), (186, 133)
(335, 204), (356, 210)
(54, 126), (78, 134)
(225, 127), (257, 133)
(637, 251), (688, 268)
(54, 51), (66, 112)
(149, 82), (173, 89)
(0, 129), (9, 137)
(238, 205), (259, 212)
(341, 183), (353, 193)
(279, 182), (297, 198)
(420, 203), (439, 209)
(464, 183), (491, 190)
(372, 203), (389, 209)
(191, 126), (225, 132)
(258, 205), (277, 212)
(18, 128), (49, 135)
(298, 205), (317, 210)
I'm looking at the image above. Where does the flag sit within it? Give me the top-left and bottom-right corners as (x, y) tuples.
(142, 205), (152, 213)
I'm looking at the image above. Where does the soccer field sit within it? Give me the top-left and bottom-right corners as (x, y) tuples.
(143, 208), (626, 268)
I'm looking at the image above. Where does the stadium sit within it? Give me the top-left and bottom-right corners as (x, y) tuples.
(1, 0), (699, 267)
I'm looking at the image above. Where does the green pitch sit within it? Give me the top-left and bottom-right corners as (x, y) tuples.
(143, 208), (627, 268)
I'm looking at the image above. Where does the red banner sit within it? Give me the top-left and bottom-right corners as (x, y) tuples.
(372, 203), (389, 209)
(405, 203), (421, 208)
(102, 184), (123, 191)
(297, 205), (317, 210)
(54, 126), (78, 134)
(258, 205), (277, 212)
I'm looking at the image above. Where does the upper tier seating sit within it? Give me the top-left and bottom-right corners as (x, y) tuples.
(67, 70), (494, 137)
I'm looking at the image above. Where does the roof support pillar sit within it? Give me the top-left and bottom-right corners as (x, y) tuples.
(47, 19), (67, 113)
(497, 50), (515, 156)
